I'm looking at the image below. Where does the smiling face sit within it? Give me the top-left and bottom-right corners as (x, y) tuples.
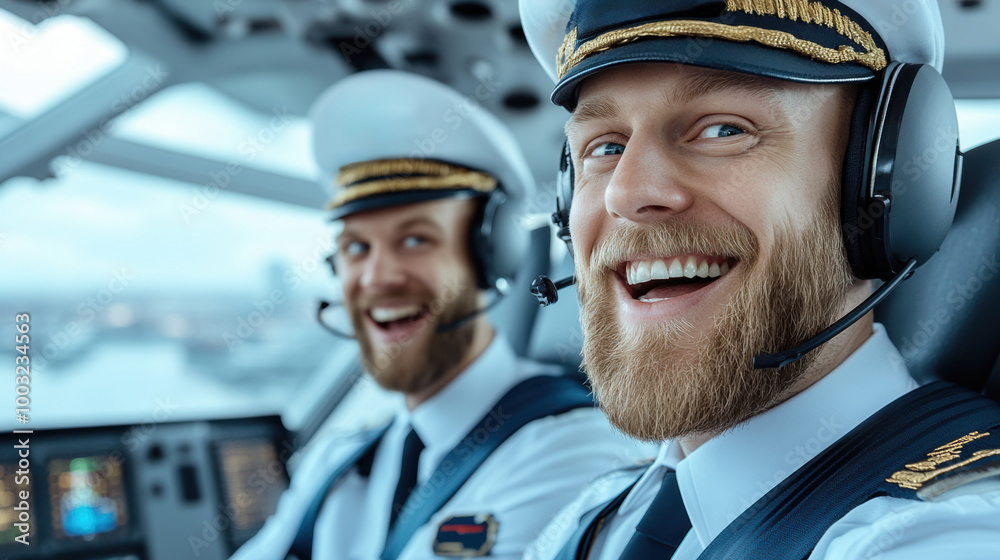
(566, 63), (862, 441)
(335, 197), (486, 397)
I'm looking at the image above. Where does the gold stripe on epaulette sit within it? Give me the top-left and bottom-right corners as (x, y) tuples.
(886, 431), (1000, 490)
(555, 0), (887, 80)
(328, 172), (497, 210)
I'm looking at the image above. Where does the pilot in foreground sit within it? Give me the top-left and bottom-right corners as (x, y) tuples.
(519, 0), (1000, 557)
(230, 70), (648, 560)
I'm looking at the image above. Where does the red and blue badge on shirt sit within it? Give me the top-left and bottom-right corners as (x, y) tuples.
(432, 514), (498, 556)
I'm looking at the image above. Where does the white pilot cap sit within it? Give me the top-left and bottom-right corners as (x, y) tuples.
(519, 0), (946, 109)
(310, 69), (535, 218)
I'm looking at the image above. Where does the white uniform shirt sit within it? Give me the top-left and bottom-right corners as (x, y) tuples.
(231, 335), (654, 560)
(526, 324), (1000, 560)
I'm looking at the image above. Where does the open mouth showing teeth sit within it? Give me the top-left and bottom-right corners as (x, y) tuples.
(367, 304), (429, 330)
(619, 255), (736, 302)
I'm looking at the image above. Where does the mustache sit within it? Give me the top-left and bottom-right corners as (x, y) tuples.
(587, 221), (760, 272)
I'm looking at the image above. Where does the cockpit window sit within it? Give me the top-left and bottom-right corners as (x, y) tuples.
(0, 13), (126, 123)
(110, 82), (318, 180)
(0, 161), (356, 430)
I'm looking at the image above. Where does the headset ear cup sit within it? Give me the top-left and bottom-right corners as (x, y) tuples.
(852, 63), (961, 280)
(477, 188), (529, 290)
(877, 65), (960, 273)
(470, 195), (493, 289)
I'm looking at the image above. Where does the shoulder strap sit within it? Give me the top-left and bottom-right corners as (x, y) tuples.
(380, 374), (595, 560)
(699, 381), (1000, 560)
(554, 480), (640, 560)
(289, 422), (392, 560)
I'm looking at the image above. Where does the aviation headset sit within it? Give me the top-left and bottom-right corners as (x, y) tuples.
(471, 184), (529, 291)
(550, 61), (962, 282)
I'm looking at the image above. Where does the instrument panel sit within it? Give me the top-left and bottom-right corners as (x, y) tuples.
(0, 416), (289, 560)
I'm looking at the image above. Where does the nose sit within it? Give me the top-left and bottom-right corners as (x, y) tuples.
(604, 136), (694, 223)
(359, 246), (407, 290)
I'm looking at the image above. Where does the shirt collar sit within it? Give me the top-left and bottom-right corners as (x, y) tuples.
(616, 442), (681, 517)
(621, 324), (918, 545)
(396, 334), (527, 479)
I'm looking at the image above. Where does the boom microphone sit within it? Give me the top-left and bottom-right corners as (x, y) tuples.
(435, 291), (506, 333)
(531, 275), (576, 306)
(316, 300), (355, 339)
(752, 259), (917, 369)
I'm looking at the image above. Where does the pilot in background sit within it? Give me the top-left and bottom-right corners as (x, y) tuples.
(229, 70), (650, 560)
(518, 0), (1000, 558)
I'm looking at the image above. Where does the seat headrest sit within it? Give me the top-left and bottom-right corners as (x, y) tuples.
(527, 250), (583, 371)
(877, 138), (1000, 394)
(490, 225), (550, 357)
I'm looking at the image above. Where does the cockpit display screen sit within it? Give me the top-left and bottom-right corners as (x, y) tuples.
(215, 438), (288, 545)
(47, 455), (129, 540)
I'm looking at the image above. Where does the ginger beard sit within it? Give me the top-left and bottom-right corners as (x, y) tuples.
(578, 196), (855, 442)
(348, 282), (478, 395)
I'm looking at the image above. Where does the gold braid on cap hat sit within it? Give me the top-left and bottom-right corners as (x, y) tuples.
(556, 0), (887, 79)
(328, 158), (498, 210)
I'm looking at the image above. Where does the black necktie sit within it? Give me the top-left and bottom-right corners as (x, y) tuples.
(388, 428), (424, 530)
(619, 470), (691, 559)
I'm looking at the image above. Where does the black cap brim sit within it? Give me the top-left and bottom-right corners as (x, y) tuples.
(552, 37), (876, 109)
(328, 188), (488, 220)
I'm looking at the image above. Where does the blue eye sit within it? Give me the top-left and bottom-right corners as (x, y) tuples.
(345, 241), (368, 256)
(402, 235), (427, 249)
(700, 124), (746, 138)
(589, 142), (625, 156)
